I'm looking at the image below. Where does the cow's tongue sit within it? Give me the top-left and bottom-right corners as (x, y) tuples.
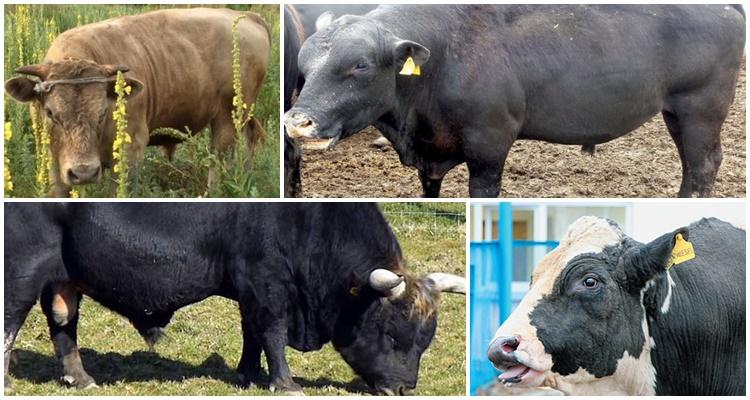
(499, 365), (530, 381)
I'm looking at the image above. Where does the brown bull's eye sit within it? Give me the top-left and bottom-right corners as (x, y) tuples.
(45, 107), (53, 119)
(583, 277), (598, 288)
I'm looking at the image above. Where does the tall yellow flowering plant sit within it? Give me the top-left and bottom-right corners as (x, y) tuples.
(112, 71), (132, 198)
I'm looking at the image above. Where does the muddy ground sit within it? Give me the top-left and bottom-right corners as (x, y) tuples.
(299, 68), (745, 198)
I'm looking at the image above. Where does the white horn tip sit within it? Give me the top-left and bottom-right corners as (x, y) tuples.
(426, 272), (466, 294)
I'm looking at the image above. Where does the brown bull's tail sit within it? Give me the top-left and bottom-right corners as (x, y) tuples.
(246, 116), (266, 152)
(245, 11), (272, 45)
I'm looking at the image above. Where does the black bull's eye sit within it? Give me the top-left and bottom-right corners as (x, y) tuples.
(583, 277), (598, 288)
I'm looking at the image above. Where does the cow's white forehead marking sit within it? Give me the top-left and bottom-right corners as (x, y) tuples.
(560, 216), (623, 263)
(529, 216), (623, 295)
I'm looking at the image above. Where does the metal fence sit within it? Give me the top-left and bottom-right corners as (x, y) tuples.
(381, 203), (465, 240)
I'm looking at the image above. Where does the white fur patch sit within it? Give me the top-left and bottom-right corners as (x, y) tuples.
(559, 217), (623, 263)
(4, 331), (16, 356)
(660, 270), (676, 314)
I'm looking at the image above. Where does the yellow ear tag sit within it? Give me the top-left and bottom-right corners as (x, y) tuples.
(666, 233), (695, 269)
(399, 57), (420, 76)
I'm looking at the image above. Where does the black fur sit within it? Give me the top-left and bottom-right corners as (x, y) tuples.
(4, 203), (447, 394)
(290, 5), (745, 197)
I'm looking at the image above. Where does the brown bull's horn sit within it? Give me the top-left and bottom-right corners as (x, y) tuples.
(369, 269), (405, 297)
(101, 64), (130, 76)
(16, 64), (49, 79)
(426, 273), (466, 294)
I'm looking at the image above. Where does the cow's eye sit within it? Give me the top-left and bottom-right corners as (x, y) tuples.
(354, 62), (368, 71)
(583, 277), (598, 288)
(45, 107), (54, 119)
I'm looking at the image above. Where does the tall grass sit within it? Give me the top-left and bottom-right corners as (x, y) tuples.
(3, 4), (280, 197)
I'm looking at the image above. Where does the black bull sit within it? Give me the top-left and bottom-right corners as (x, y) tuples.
(285, 5), (746, 198)
(4, 203), (465, 395)
(283, 4), (378, 197)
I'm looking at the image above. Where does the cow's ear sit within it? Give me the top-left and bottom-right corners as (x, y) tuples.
(315, 11), (335, 31)
(625, 227), (689, 291)
(5, 77), (39, 103)
(107, 77), (144, 99)
(393, 40), (430, 68)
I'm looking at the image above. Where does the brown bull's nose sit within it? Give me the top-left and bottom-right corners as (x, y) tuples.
(68, 163), (101, 184)
(488, 335), (521, 367)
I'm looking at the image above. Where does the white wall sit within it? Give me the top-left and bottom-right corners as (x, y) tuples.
(630, 202), (746, 242)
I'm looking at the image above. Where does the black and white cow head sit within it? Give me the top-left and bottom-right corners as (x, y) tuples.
(284, 14), (430, 147)
(335, 269), (464, 395)
(488, 217), (687, 395)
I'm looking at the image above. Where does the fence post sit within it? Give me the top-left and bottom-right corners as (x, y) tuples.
(498, 203), (513, 322)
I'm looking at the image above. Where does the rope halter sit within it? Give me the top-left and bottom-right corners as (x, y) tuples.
(33, 76), (119, 94)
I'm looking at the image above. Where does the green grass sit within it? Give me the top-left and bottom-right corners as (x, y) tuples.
(6, 204), (466, 395)
(4, 4), (280, 198)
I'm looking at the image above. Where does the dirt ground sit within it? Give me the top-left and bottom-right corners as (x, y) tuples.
(299, 67), (745, 198)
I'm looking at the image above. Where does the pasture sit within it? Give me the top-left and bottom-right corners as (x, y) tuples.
(5, 203), (466, 395)
(3, 4), (280, 198)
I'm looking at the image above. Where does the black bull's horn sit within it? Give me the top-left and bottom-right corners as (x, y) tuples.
(368, 269), (466, 297)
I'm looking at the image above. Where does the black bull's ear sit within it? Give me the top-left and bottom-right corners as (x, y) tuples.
(393, 40), (430, 69)
(625, 227), (689, 292)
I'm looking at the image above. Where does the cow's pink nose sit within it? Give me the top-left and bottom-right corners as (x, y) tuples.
(488, 335), (521, 366)
(68, 163), (101, 184)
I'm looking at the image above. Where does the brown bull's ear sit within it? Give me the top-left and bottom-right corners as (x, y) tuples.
(107, 77), (144, 99)
(16, 64), (49, 79)
(125, 77), (144, 98)
(393, 39), (430, 68)
(625, 227), (689, 292)
(101, 64), (130, 76)
(5, 77), (39, 103)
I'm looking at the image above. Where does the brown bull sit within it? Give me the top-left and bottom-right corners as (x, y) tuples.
(4, 8), (270, 197)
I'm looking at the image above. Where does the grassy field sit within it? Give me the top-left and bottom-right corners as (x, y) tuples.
(3, 4), (280, 198)
(5, 203), (466, 395)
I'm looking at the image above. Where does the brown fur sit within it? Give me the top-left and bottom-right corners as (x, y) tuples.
(403, 275), (441, 320)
